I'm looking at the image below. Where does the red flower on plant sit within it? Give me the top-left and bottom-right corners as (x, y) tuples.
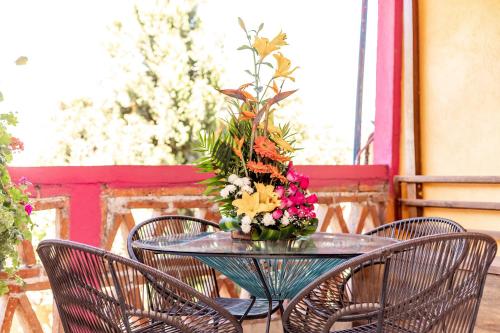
(9, 137), (24, 152)
(24, 203), (33, 216)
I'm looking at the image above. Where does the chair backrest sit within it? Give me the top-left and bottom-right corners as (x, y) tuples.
(365, 216), (465, 240)
(38, 239), (242, 333)
(127, 215), (221, 297)
(283, 233), (497, 333)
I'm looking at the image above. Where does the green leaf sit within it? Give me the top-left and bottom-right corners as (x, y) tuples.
(219, 217), (240, 231)
(259, 227), (280, 240)
(258, 23), (264, 32)
(261, 62), (274, 69)
(298, 218), (319, 236)
(0, 92), (3, 102)
(244, 70), (255, 77)
(237, 45), (255, 52)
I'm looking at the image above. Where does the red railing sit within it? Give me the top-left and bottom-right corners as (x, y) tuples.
(9, 165), (390, 246)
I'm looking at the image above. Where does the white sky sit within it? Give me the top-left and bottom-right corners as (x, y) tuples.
(0, 0), (378, 165)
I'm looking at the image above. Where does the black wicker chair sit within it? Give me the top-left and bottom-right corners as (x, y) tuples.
(364, 216), (466, 239)
(127, 215), (279, 322)
(37, 239), (242, 333)
(282, 232), (496, 333)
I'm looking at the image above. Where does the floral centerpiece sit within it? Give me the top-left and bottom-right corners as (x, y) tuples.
(196, 19), (318, 241)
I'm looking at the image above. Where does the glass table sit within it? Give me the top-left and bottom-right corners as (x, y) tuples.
(133, 232), (398, 333)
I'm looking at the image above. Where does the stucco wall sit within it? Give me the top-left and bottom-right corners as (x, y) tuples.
(402, 0), (500, 231)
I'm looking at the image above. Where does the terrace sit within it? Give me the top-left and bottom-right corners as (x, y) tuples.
(1, 1), (500, 332)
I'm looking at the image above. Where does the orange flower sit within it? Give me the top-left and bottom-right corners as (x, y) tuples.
(253, 136), (290, 162)
(268, 165), (288, 183)
(270, 152), (291, 163)
(239, 103), (256, 120)
(254, 136), (278, 159)
(232, 136), (244, 159)
(241, 90), (257, 102)
(247, 161), (271, 174)
(272, 80), (279, 94)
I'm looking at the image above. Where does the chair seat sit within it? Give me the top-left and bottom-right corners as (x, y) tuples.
(215, 297), (280, 319)
(333, 322), (417, 333)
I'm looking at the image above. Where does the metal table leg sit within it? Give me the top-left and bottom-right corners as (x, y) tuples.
(252, 258), (274, 333)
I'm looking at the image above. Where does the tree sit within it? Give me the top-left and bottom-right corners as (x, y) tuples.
(47, 0), (223, 165)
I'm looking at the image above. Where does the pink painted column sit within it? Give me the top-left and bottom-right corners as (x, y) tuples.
(374, 0), (403, 184)
(68, 184), (102, 246)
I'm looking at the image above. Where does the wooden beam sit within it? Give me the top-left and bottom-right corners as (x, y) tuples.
(402, 0), (422, 217)
(400, 199), (500, 210)
(395, 175), (500, 184)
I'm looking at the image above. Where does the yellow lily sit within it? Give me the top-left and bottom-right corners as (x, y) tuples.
(255, 183), (281, 212)
(273, 53), (298, 81)
(232, 192), (261, 218)
(273, 136), (294, 152)
(253, 31), (287, 60)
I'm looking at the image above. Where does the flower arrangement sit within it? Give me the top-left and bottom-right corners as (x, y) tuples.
(196, 19), (318, 240)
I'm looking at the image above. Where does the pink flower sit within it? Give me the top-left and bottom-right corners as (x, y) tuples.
(287, 183), (298, 196)
(272, 209), (283, 219)
(280, 197), (293, 209)
(299, 175), (309, 189)
(305, 194), (318, 204)
(290, 191), (305, 206)
(287, 206), (299, 216)
(275, 186), (285, 198)
(301, 205), (312, 213)
(286, 170), (300, 182)
(24, 203), (33, 216)
(307, 211), (317, 219)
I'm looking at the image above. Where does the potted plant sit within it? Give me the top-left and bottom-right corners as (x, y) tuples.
(0, 78), (33, 295)
(196, 19), (318, 241)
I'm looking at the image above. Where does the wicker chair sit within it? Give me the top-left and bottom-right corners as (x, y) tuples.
(127, 215), (279, 322)
(37, 239), (242, 333)
(282, 232), (497, 333)
(364, 216), (466, 239)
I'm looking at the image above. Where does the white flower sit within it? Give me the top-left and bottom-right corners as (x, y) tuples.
(241, 185), (254, 194)
(241, 177), (251, 187)
(281, 214), (290, 226)
(234, 178), (245, 187)
(241, 222), (252, 234)
(225, 184), (237, 194)
(220, 188), (230, 198)
(241, 215), (252, 225)
(241, 215), (252, 234)
(262, 213), (275, 226)
(228, 174), (239, 184)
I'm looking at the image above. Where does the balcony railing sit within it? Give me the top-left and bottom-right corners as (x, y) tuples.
(1, 164), (389, 332)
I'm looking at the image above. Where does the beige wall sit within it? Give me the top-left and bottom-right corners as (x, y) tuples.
(401, 0), (500, 231)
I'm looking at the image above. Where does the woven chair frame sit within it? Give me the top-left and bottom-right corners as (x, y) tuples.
(127, 215), (279, 320)
(364, 216), (466, 239)
(38, 239), (243, 333)
(282, 232), (497, 333)
(127, 215), (221, 298)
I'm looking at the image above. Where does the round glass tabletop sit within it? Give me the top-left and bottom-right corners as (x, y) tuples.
(133, 232), (398, 300)
(132, 231), (398, 258)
